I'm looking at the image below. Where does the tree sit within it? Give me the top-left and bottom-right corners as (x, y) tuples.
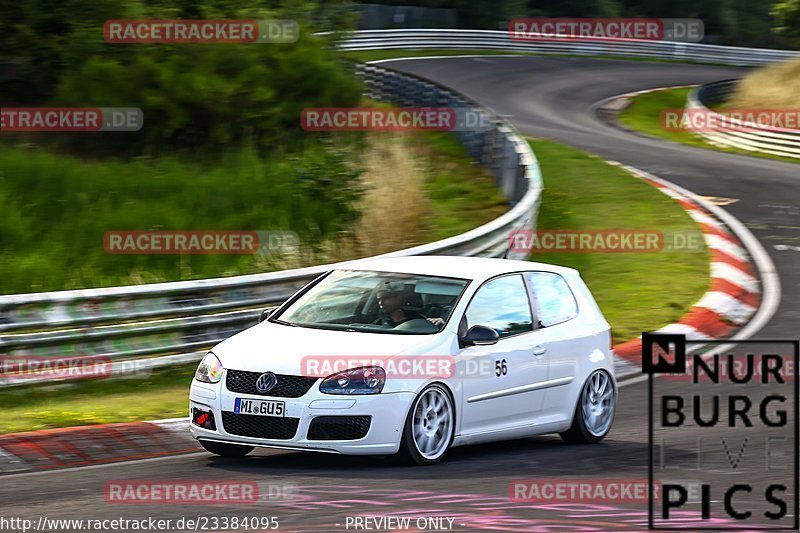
(773, 0), (800, 45)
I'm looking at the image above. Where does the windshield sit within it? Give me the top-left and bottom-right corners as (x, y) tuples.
(273, 270), (470, 334)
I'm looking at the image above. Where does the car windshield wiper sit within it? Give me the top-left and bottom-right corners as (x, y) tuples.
(270, 318), (296, 327)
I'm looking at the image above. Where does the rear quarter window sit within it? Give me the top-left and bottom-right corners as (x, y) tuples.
(524, 272), (579, 327)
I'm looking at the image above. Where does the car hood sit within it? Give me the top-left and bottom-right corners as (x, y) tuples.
(211, 321), (438, 375)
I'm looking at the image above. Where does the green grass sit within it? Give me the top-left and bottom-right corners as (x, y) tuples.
(617, 88), (701, 144)
(0, 141), (361, 294)
(416, 132), (508, 239)
(0, 130), (502, 294)
(0, 364), (196, 434)
(527, 139), (710, 343)
(618, 87), (799, 164)
(0, 138), (711, 434)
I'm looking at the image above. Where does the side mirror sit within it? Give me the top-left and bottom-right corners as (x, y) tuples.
(460, 325), (499, 347)
(259, 307), (277, 323)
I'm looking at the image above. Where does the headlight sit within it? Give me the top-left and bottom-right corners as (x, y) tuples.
(195, 352), (224, 383)
(320, 366), (386, 395)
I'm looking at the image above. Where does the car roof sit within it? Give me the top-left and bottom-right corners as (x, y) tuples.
(341, 255), (578, 282)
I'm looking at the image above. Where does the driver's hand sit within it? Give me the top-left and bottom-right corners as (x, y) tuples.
(427, 317), (445, 327)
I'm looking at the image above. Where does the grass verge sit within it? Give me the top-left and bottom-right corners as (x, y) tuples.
(528, 138), (710, 343)
(0, 364), (196, 434)
(617, 87), (799, 164)
(0, 139), (710, 434)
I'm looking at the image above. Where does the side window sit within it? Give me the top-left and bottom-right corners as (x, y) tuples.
(525, 272), (578, 327)
(465, 275), (533, 338)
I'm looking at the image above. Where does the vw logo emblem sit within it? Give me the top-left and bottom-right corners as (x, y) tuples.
(255, 372), (278, 393)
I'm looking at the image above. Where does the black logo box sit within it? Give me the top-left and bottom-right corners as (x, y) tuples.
(643, 336), (799, 531)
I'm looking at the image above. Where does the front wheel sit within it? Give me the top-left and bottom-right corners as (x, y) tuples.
(399, 384), (455, 465)
(199, 440), (254, 457)
(560, 370), (616, 444)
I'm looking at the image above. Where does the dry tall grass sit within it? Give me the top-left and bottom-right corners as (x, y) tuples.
(346, 132), (431, 255)
(728, 57), (800, 110)
(256, 132), (432, 270)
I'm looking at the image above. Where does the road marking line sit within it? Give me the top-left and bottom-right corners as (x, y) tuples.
(699, 196), (739, 206)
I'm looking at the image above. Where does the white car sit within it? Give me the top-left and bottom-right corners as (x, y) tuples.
(189, 256), (616, 465)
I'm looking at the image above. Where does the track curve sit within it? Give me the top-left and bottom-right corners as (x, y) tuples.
(384, 57), (799, 341)
(2, 56), (798, 532)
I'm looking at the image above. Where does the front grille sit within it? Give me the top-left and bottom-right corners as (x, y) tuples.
(221, 412), (300, 440)
(307, 416), (371, 441)
(225, 369), (318, 398)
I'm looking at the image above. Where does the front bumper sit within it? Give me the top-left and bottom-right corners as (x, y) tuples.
(189, 379), (414, 455)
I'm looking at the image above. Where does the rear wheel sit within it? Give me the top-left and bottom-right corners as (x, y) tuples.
(399, 384), (455, 465)
(199, 440), (254, 457)
(560, 370), (616, 444)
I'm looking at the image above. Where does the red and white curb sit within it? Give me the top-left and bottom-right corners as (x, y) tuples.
(0, 418), (196, 474)
(611, 163), (779, 376)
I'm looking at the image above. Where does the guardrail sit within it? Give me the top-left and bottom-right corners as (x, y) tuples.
(0, 61), (542, 386)
(685, 80), (800, 159)
(339, 29), (798, 66)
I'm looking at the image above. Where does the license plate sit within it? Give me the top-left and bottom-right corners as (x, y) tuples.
(234, 398), (285, 417)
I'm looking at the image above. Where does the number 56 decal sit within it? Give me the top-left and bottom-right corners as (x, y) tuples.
(495, 359), (508, 376)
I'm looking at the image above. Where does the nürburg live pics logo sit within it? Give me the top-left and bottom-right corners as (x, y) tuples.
(643, 333), (799, 530)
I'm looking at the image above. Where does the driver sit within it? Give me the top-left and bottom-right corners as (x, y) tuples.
(374, 282), (425, 327)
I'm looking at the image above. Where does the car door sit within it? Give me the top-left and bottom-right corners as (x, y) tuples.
(523, 271), (583, 424)
(457, 274), (549, 436)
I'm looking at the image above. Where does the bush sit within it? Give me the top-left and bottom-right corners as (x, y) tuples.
(1, 0), (362, 156)
(0, 139), (363, 293)
(728, 57), (800, 111)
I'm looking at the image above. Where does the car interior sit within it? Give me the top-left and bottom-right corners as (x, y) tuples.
(277, 272), (468, 334)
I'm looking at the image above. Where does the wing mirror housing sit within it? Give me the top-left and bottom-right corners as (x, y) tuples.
(459, 325), (499, 348)
(259, 307), (277, 323)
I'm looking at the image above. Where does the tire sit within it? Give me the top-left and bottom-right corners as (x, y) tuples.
(560, 370), (616, 444)
(398, 384), (455, 465)
(199, 440), (254, 457)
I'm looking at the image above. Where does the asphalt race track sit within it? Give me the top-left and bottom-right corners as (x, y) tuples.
(2, 57), (798, 532)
